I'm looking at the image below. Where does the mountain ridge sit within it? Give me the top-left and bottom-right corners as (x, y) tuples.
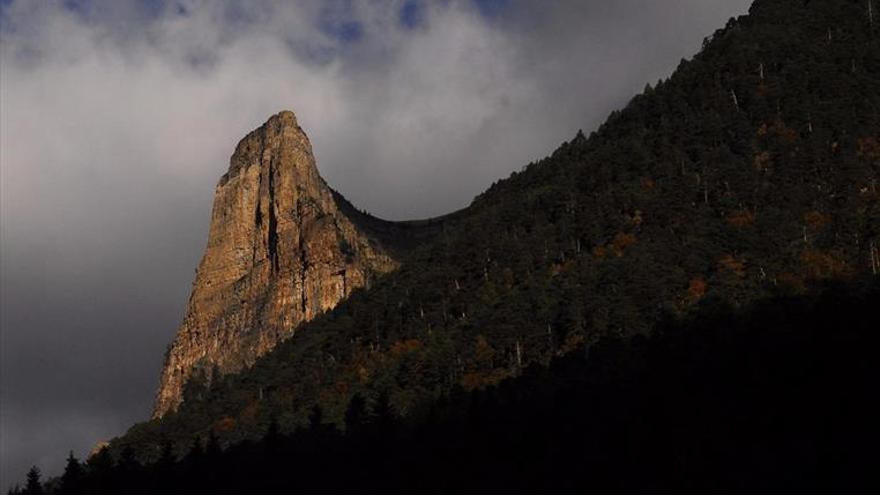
(117, 0), (878, 460)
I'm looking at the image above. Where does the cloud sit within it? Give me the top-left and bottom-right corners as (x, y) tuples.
(0, 0), (752, 486)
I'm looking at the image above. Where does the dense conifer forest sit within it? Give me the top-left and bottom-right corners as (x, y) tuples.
(9, 279), (876, 493)
(9, 0), (879, 491)
(113, 0), (878, 456)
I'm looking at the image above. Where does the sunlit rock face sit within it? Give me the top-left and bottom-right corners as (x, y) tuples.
(153, 111), (397, 419)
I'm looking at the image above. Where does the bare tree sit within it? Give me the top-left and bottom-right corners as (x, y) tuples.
(871, 241), (878, 275)
(870, 1), (875, 28)
(515, 339), (523, 369)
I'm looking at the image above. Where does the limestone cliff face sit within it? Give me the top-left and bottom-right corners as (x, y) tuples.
(153, 111), (397, 419)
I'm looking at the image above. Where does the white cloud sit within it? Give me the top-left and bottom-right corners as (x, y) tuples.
(0, 0), (753, 486)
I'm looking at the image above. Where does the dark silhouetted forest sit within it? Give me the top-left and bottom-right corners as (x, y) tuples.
(104, 0), (880, 460)
(10, 0), (879, 490)
(10, 279), (876, 494)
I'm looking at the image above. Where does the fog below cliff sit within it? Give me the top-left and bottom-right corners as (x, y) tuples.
(0, 0), (751, 487)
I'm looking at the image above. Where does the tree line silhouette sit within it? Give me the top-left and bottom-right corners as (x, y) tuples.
(10, 279), (876, 494)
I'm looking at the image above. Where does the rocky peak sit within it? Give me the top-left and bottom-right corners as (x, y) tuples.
(152, 110), (398, 419)
(223, 110), (301, 185)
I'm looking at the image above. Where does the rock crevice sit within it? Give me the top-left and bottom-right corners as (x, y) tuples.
(152, 110), (398, 419)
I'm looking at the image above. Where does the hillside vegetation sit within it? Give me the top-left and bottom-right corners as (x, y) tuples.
(14, 280), (877, 493)
(110, 0), (879, 462)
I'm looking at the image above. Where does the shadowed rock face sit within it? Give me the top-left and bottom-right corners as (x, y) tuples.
(153, 111), (398, 418)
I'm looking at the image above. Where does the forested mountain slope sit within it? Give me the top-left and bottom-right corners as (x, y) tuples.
(17, 280), (878, 493)
(113, 0), (878, 459)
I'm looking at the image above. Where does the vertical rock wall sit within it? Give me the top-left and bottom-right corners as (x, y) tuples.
(153, 111), (397, 418)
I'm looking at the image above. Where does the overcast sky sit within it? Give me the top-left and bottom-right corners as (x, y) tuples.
(0, 0), (753, 487)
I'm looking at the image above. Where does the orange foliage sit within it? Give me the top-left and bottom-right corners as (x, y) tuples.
(718, 255), (746, 277)
(559, 332), (585, 356)
(357, 365), (370, 383)
(460, 369), (509, 391)
(631, 210), (644, 226)
(800, 250), (850, 279)
(803, 210), (830, 229)
(757, 123), (769, 136)
(592, 232), (638, 260)
(610, 232), (637, 256)
(333, 380), (350, 395)
(474, 335), (495, 368)
(549, 260), (574, 277)
(461, 372), (488, 391)
(240, 401), (259, 424)
(775, 124), (799, 145)
(688, 277), (708, 301)
(319, 380), (349, 406)
(857, 136), (880, 160)
(500, 267), (515, 289)
(754, 151), (772, 172)
(213, 416), (236, 433)
(758, 120), (798, 145)
(777, 272), (805, 293)
(726, 209), (756, 227)
(390, 339), (422, 357)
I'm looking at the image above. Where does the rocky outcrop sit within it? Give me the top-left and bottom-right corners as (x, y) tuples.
(153, 111), (397, 419)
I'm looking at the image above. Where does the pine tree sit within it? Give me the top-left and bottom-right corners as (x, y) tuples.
(58, 451), (84, 495)
(205, 432), (221, 458)
(87, 446), (114, 494)
(187, 436), (205, 460)
(154, 441), (176, 479)
(117, 446), (140, 473)
(308, 404), (324, 430)
(264, 416), (281, 454)
(372, 390), (396, 433)
(344, 393), (368, 434)
(22, 467), (42, 495)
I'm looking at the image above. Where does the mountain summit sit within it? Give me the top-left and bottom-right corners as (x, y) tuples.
(153, 111), (398, 418)
(8, 0), (878, 493)
(115, 0), (878, 468)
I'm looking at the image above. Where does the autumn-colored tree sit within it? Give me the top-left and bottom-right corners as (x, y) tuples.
(801, 250), (850, 279)
(803, 211), (830, 230)
(474, 335), (495, 370)
(610, 233), (637, 256)
(857, 136), (880, 159)
(726, 209), (756, 227)
(718, 255), (747, 277)
(390, 339), (422, 357)
(213, 416), (236, 433)
(688, 277), (708, 301)
(754, 151), (772, 172)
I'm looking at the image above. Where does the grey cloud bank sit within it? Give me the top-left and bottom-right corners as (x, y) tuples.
(0, 0), (751, 487)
